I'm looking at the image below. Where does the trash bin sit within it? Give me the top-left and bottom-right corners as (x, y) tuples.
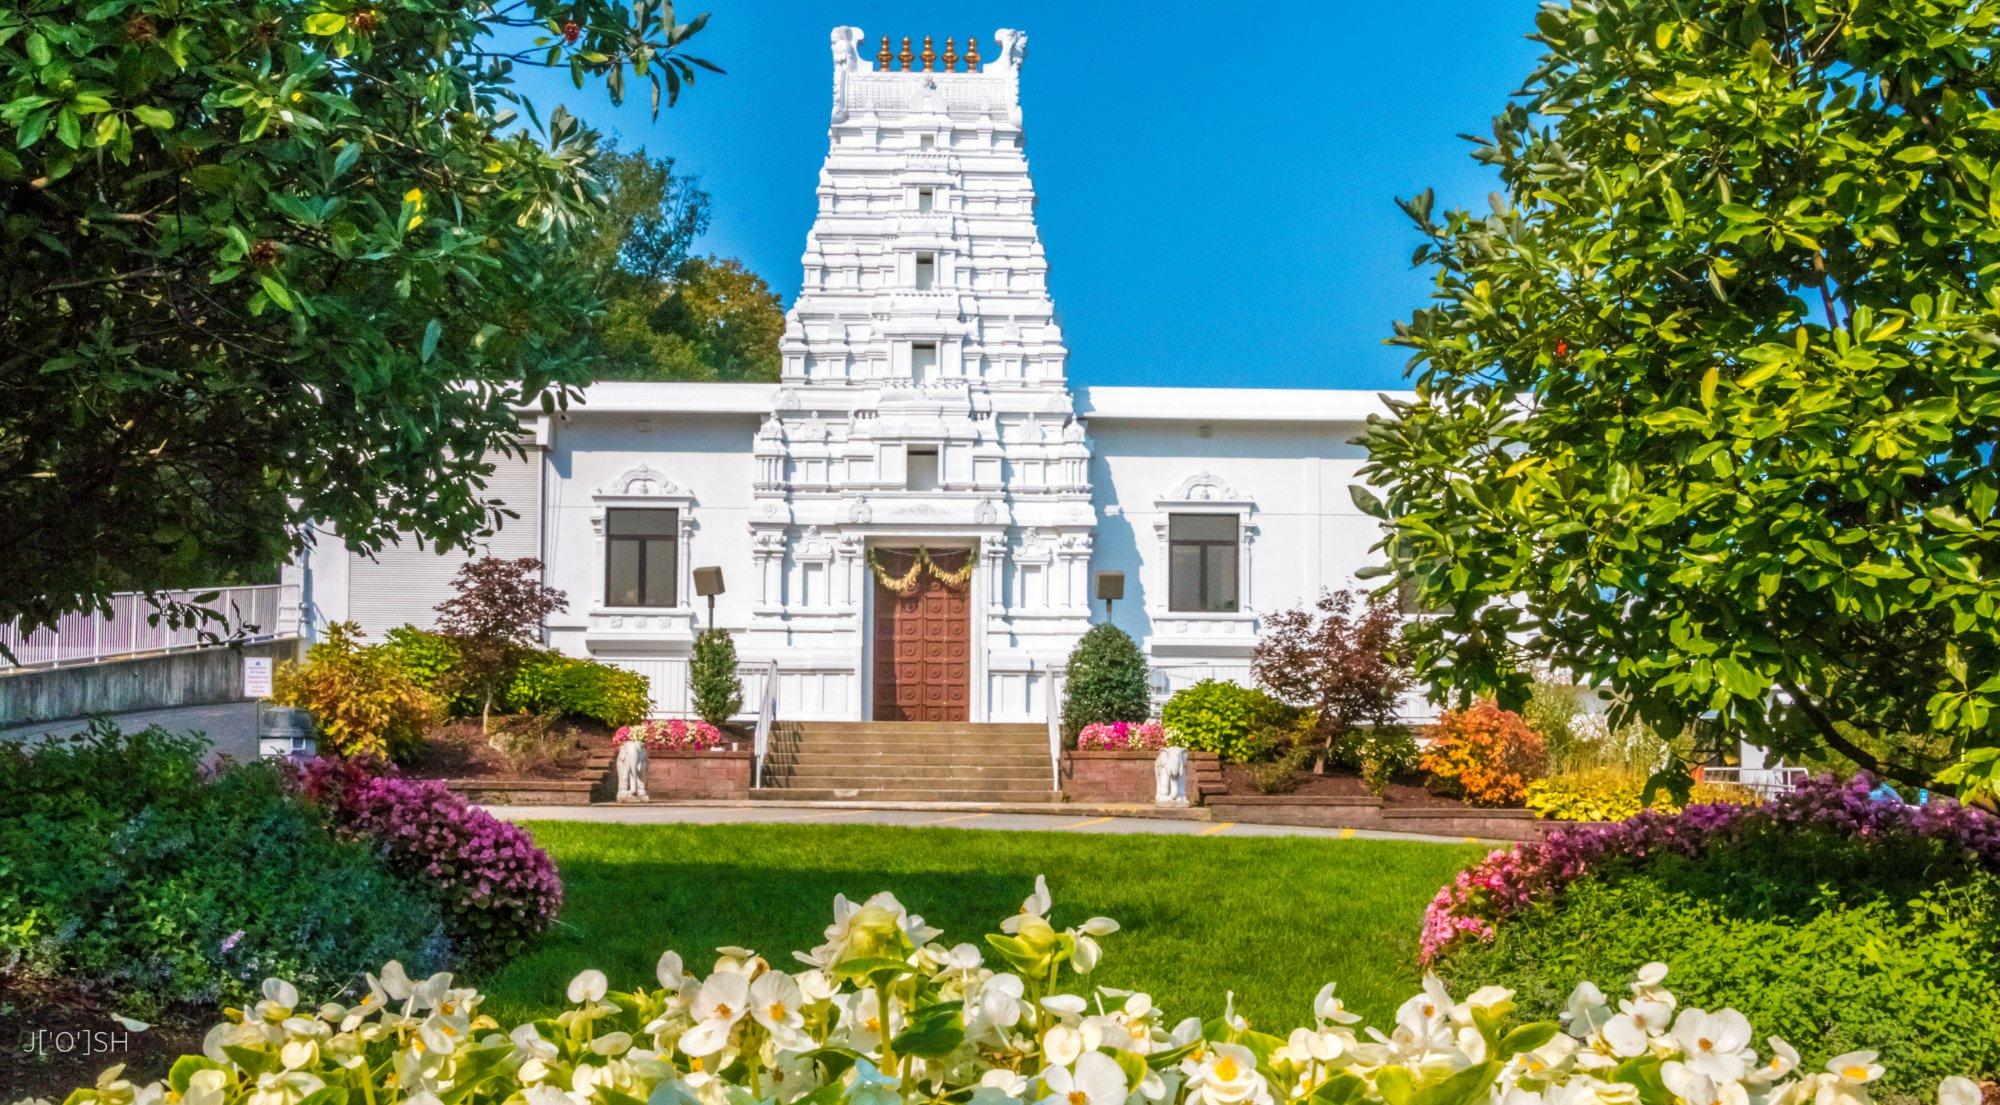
(258, 703), (317, 761)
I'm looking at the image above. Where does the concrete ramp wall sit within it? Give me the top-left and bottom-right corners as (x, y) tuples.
(0, 638), (302, 729)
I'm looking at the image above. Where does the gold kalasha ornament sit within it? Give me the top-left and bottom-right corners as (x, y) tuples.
(942, 37), (958, 71)
(876, 34), (891, 68)
(965, 34), (981, 68)
(921, 35), (936, 71)
(898, 35), (913, 70)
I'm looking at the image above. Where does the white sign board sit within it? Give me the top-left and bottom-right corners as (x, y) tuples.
(242, 656), (273, 699)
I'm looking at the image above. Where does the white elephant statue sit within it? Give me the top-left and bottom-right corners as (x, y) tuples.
(1154, 746), (1189, 806)
(615, 739), (650, 802)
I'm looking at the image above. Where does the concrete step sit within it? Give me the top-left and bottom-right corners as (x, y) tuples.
(754, 786), (1063, 802)
(778, 722), (1047, 737)
(766, 739), (1048, 755)
(768, 764), (1051, 783)
(763, 750), (1052, 768)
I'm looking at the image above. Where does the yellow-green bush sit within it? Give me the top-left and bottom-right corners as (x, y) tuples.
(271, 623), (440, 762)
(1526, 766), (1757, 822)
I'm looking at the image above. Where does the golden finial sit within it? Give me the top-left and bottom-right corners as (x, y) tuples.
(964, 34), (981, 68)
(876, 34), (891, 68)
(942, 37), (958, 71)
(898, 36), (913, 70)
(921, 35), (936, 71)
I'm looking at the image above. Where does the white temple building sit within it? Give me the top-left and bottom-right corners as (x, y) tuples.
(300, 28), (1406, 724)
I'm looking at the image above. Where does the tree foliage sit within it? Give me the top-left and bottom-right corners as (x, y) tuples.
(1251, 589), (1410, 771)
(434, 556), (567, 730)
(689, 627), (744, 727)
(598, 254), (785, 382)
(0, 0), (710, 633)
(1360, 0), (2000, 788)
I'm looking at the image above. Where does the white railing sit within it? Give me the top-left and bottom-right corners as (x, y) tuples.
(0, 585), (290, 670)
(1045, 666), (1064, 791)
(1702, 765), (1809, 798)
(752, 659), (779, 788)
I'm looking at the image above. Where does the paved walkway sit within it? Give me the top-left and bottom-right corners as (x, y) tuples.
(483, 802), (1481, 843)
(0, 701), (262, 762)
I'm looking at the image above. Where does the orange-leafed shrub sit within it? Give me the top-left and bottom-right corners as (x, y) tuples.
(1419, 701), (1547, 807)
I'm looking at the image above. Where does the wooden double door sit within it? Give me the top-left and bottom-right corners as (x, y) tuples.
(870, 548), (972, 722)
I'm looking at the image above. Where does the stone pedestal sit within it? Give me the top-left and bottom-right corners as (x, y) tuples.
(644, 749), (754, 800)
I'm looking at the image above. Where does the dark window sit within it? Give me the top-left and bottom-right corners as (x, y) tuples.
(915, 253), (936, 290)
(606, 508), (677, 607)
(1168, 513), (1238, 612)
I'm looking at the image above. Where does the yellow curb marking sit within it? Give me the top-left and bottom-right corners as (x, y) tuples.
(1339, 828), (1356, 840)
(1463, 836), (1481, 844)
(1198, 821), (1235, 836)
(1061, 816), (1116, 831)
(915, 812), (992, 826)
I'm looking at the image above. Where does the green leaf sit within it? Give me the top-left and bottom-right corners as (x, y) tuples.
(258, 275), (294, 312)
(131, 105), (174, 129)
(421, 317), (442, 362)
(1349, 485), (1388, 519)
(304, 13), (347, 35)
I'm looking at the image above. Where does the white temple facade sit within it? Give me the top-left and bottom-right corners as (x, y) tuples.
(302, 28), (1407, 723)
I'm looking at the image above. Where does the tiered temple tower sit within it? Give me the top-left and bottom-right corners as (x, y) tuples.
(742, 27), (1095, 721)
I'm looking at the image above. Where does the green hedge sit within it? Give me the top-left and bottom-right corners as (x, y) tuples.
(1437, 829), (2000, 1100)
(503, 648), (650, 728)
(0, 726), (448, 1014)
(1160, 678), (1292, 762)
(1061, 624), (1151, 740)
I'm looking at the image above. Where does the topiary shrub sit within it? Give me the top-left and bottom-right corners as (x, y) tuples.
(1060, 624), (1151, 740)
(1431, 780), (2000, 1099)
(270, 622), (440, 762)
(1160, 678), (1291, 763)
(291, 757), (562, 964)
(0, 725), (449, 1015)
(502, 649), (650, 728)
(1418, 701), (1546, 806)
(689, 628), (744, 727)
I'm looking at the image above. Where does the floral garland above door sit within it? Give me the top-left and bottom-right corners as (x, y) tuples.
(866, 546), (974, 596)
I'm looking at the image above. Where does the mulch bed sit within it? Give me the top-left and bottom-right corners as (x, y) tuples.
(0, 979), (207, 1100)
(401, 719), (612, 781)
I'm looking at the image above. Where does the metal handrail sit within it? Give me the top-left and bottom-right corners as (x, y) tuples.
(753, 659), (779, 788)
(1, 584), (290, 670)
(1045, 665), (1063, 791)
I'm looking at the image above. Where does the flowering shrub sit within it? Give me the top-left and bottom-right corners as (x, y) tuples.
(1524, 766), (1757, 822)
(31, 880), (1971, 1105)
(615, 718), (726, 752)
(1423, 773), (2000, 963)
(1077, 720), (1168, 751)
(1418, 702), (1546, 807)
(291, 757), (562, 963)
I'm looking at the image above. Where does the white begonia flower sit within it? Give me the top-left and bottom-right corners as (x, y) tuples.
(1073, 915), (1119, 973)
(180, 1067), (231, 1105)
(1313, 983), (1362, 1026)
(591, 1030), (635, 1056)
(982, 1068), (1031, 1097)
(657, 950), (687, 991)
(1044, 1023), (1088, 1067)
(524, 1088), (588, 1105)
(1578, 1014), (1651, 1069)
(243, 1069), (326, 1105)
(797, 967), (839, 1003)
(1620, 996), (1675, 1035)
(940, 942), (985, 972)
(1939, 1078), (1981, 1105)
(1825, 1052), (1885, 1088)
(680, 971), (752, 1057)
(1042, 994), (1088, 1019)
(1562, 982), (1613, 1036)
(1517, 1032), (1578, 1080)
(1286, 1025), (1347, 1063)
(1004, 876), (1054, 934)
(751, 970), (811, 1050)
(968, 972), (1027, 1040)
(1671, 1009), (1755, 1083)
(1750, 1037), (1801, 1084)
(1504, 1088), (1548, 1105)
(1186, 1043), (1274, 1105)
(255, 977), (300, 1023)
(410, 971), (455, 1012)
(1663, 1061), (1721, 1105)
(1041, 1050), (1130, 1105)
(566, 969), (609, 1004)
(373, 961), (415, 1002)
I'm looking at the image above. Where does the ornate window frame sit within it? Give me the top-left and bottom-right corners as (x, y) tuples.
(589, 465), (696, 613)
(1151, 471), (1258, 633)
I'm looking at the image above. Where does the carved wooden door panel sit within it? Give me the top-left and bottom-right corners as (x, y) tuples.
(871, 552), (971, 722)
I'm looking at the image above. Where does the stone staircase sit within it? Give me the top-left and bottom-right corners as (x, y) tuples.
(755, 720), (1057, 803)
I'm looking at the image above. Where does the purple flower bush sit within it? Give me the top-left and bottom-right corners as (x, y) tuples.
(291, 757), (562, 963)
(1421, 772), (2000, 963)
(1075, 720), (1167, 751)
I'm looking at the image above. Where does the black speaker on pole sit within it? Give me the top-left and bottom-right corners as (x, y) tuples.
(1095, 570), (1125, 618)
(693, 566), (725, 626)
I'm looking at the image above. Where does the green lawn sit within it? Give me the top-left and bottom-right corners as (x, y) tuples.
(476, 822), (1481, 1031)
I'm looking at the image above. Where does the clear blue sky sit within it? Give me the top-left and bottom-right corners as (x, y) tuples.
(508, 2), (1544, 391)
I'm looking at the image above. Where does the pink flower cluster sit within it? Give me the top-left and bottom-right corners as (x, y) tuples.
(1076, 720), (1167, 751)
(614, 718), (725, 752)
(1419, 772), (2000, 964)
(289, 757), (562, 963)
